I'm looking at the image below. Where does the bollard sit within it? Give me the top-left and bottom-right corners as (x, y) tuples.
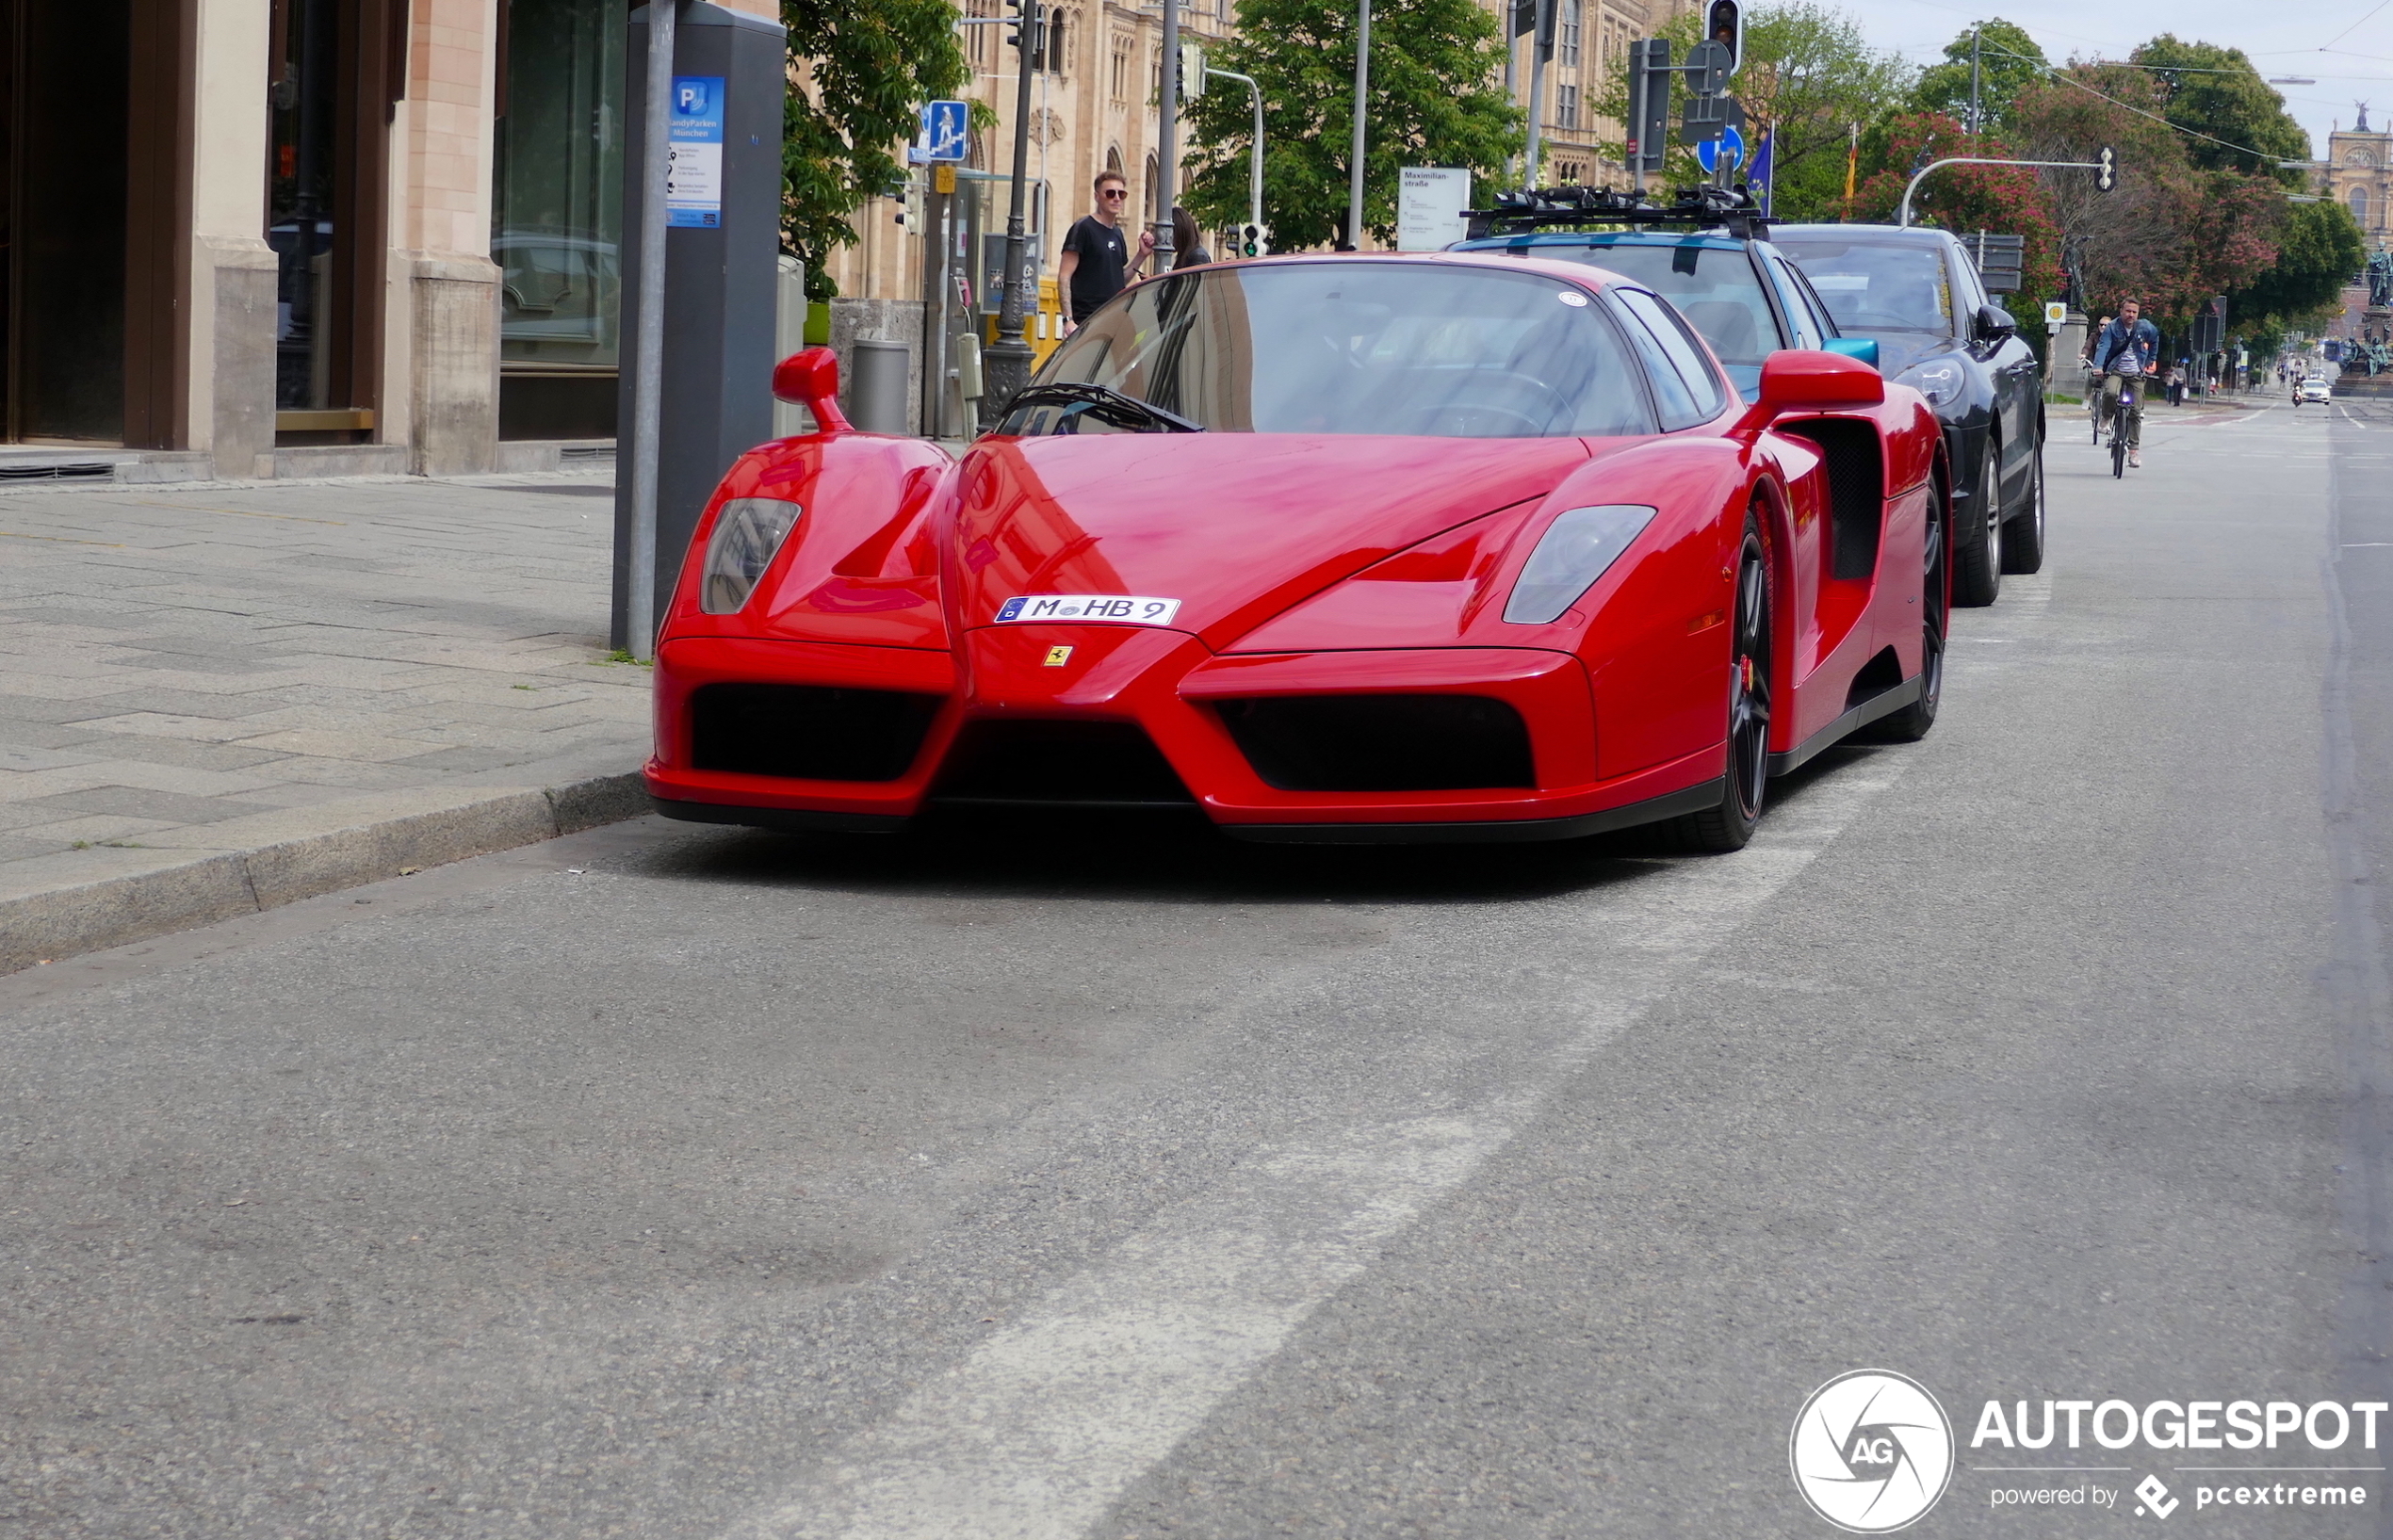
(849, 339), (912, 434)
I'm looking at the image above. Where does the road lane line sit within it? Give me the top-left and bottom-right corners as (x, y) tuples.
(734, 769), (1913, 1540)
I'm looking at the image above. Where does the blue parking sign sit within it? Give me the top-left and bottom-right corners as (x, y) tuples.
(920, 100), (969, 164)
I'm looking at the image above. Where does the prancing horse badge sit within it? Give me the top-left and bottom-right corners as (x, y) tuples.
(1043, 645), (1074, 667)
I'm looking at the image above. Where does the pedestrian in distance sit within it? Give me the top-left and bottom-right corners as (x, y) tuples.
(1169, 206), (1212, 270)
(1057, 170), (1155, 337)
(2091, 299), (2161, 469)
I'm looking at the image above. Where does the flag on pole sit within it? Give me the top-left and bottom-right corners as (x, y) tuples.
(1750, 125), (1774, 215)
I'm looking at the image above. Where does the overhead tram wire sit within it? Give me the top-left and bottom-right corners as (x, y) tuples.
(2325, 0), (2393, 52)
(1971, 39), (2304, 171)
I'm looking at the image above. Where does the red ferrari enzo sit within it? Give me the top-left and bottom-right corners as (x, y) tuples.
(644, 251), (1945, 850)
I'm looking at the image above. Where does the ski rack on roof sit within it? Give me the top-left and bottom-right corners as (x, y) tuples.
(1462, 185), (1775, 243)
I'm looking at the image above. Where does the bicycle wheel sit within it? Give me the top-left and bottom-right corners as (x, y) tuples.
(2111, 408), (2127, 478)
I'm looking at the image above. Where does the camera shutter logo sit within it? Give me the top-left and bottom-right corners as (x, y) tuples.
(1790, 1370), (1955, 1532)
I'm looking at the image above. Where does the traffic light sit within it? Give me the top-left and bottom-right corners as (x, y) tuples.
(2094, 144), (2118, 192)
(1240, 223), (1271, 258)
(1508, 0), (1535, 39)
(1004, 0), (1044, 57)
(1705, 0), (1741, 78)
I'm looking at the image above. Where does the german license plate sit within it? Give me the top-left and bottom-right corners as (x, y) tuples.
(994, 595), (1182, 626)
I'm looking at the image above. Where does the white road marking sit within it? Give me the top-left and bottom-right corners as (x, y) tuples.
(734, 770), (1918, 1540)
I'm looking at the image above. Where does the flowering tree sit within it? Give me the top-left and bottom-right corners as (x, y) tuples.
(1850, 113), (2062, 341)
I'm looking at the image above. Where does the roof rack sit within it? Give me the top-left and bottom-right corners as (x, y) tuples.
(1462, 185), (1775, 243)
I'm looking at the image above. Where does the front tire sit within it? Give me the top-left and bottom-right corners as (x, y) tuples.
(1952, 443), (2003, 607)
(2001, 434), (2046, 574)
(1673, 518), (1773, 852)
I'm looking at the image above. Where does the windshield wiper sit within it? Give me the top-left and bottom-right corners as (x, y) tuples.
(1004, 381), (1206, 433)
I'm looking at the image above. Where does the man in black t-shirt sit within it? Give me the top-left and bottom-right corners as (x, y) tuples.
(1057, 170), (1154, 333)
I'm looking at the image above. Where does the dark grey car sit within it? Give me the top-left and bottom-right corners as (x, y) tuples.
(1774, 224), (2046, 605)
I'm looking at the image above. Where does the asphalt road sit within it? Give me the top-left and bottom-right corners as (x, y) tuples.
(7, 391), (2391, 1538)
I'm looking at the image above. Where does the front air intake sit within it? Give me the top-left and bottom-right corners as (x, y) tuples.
(1215, 694), (1536, 791)
(689, 684), (941, 782)
(931, 719), (1196, 806)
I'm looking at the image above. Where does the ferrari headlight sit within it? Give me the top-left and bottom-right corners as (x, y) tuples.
(1504, 504), (1656, 624)
(699, 497), (803, 614)
(1901, 359), (1964, 407)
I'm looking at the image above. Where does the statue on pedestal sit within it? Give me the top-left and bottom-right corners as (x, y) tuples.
(2370, 250), (2393, 310)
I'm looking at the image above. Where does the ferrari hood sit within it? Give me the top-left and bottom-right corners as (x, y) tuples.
(948, 433), (1594, 648)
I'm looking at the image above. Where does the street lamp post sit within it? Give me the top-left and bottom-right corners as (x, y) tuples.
(627, 0), (680, 661)
(1156, 0), (1180, 272)
(1208, 67), (1265, 238)
(1346, 0), (1370, 248)
(981, 4), (1044, 430)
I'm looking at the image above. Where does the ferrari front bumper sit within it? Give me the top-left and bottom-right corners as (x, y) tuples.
(644, 628), (1726, 841)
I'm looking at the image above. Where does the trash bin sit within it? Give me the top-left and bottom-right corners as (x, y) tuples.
(850, 339), (911, 434)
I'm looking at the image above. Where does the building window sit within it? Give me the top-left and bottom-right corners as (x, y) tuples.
(1110, 36), (1131, 101)
(1559, 1), (1581, 66)
(966, 0), (995, 67)
(1557, 157), (1587, 184)
(493, 0), (627, 373)
(2355, 185), (2371, 227)
(1556, 83), (1579, 130)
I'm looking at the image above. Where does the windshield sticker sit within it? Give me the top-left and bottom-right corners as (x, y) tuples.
(995, 595), (1184, 626)
(1556, 290), (1589, 307)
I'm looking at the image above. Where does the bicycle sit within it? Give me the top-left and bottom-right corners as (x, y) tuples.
(2109, 371), (2140, 478)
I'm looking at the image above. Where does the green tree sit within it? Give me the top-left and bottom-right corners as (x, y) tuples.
(2010, 62), (2287, 332)
(2225, 198), (2366, 333)
(2129, 36), (2309, 180)
(1909, 18), (2046, 134)
(1180, 0), (1519, 249)
(1587, 3), (1913, 222)
(783, 0), (972, 300)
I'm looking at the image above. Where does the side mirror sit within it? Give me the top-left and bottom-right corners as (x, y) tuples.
(1974, 304), (2016, 344)
(1821, 336), (1880, 369)
(1742, 349), (1885, 429)
(771, 346), (853, 434)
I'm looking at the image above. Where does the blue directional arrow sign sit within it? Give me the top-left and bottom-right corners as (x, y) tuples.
(1698, 122), (1747, 176)
(919, 100), (969, 164)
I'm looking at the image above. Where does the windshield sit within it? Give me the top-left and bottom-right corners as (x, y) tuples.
(1772, 237), (1954, 337)
(1005, 262), (1655, 438)
(1506, 240), (1778, 392)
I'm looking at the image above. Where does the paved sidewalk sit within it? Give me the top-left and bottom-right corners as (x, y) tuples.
(0, 470), (652, 970)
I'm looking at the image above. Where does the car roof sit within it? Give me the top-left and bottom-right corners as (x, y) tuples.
(1182, 249), (1640, 291)
(1772, 223), (1958, 249)
(1455, 230), (1753, 251)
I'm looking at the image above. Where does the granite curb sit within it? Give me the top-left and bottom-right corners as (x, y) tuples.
(0, 769), (648, 975)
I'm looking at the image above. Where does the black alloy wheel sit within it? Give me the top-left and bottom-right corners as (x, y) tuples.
(2002, 434), (2046, 574)
(1952, 444), (2003, 607)
(1676, 517), (1773, 852)
(1871, 475), (1946, 743)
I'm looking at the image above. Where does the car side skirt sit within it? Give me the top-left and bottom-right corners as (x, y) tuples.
(1218, 777), (1725, 846)
(1767, 673), (1923, 777)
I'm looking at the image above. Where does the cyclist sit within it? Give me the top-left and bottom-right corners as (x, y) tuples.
(2083, 315), (2113, 438)
(2090, 299), (2160, 470)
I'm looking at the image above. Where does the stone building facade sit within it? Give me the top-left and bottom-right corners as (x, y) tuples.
(2325, 113), (2393, 249)
(41, 0), (774, 479)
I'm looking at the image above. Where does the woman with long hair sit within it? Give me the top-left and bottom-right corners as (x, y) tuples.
(1170, 206), (1212, 269)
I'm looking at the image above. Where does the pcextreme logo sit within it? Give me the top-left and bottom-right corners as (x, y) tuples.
(1791, 1370), (1957, 1532)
